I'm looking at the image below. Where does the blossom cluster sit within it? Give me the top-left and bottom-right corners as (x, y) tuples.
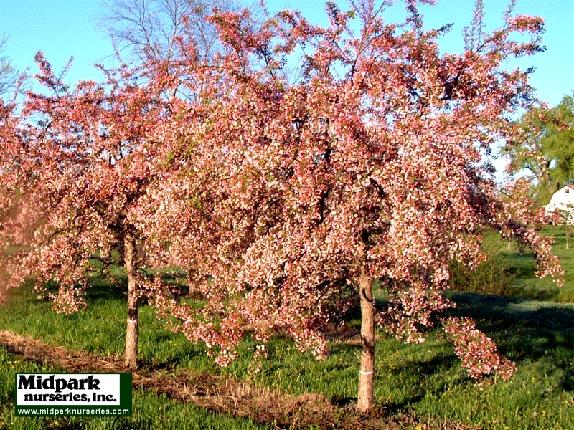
(443, 317), (516, 380)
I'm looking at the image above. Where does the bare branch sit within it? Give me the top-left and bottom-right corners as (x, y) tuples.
(98, 0), (242, 64)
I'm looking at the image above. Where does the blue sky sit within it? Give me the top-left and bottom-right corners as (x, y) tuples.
(0, 0), (572, 105)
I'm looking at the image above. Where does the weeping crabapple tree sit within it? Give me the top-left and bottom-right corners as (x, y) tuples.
(138, 0), (565, 412)
(0, 54), (178, 368)
(142, 1), (562, 411)
(145, 0), (562, 412)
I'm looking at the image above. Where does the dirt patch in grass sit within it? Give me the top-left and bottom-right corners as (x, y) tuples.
(0, 330), (477, 430)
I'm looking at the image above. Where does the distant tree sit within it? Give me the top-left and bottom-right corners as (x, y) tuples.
(0, 36), (18, 98)
(504, 95), (574, 204)
(142, 0), (563, 412)
(100, 0), (241, 64)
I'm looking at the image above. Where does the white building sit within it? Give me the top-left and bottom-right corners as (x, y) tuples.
(545, 185), (574, 223)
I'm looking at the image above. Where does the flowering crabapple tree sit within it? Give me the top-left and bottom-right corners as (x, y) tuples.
(0, 54), (177, 368)
(0, 100), (24, 301)
(146, 0), (561, 411)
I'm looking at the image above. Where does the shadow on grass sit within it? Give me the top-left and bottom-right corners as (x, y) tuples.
(85, 282), (127, 301)
(500, 253), (561, 301)
(84, 268), (189, 303)
(450, 292), (574, 387)
(39, 417), (156, 430)
(37, 420), (86, 430)
(340, 291), (573, 362)
(345, 293), (574, 414)
(382, 354), (460, 414)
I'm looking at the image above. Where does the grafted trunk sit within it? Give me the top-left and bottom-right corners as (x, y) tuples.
(357, 274), (375, 412)
(124, 232), (138, 369)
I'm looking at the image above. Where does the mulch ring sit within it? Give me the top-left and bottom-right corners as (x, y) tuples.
(0, 330), (477, 430)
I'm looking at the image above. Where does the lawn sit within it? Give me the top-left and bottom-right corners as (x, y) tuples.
(0, 283), (573, 429)
(0, 227), (572, 429)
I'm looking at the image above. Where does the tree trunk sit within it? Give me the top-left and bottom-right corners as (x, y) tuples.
(124, 232), (138, 369)
(357, 274), (375, 412)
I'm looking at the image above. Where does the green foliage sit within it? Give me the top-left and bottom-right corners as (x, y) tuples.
(449, 226), (573, 302)
(504, 95), (574, 204)
(449, 233), (516, 296)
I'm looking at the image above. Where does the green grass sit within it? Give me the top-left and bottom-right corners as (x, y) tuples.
(0, 226), (572, 429)
(1, 284), (574, 429)
(502, 226), (574, 302)
(450, 226), (574, 302)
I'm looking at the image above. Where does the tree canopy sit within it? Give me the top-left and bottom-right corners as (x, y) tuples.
(504, 95), (574, 204)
